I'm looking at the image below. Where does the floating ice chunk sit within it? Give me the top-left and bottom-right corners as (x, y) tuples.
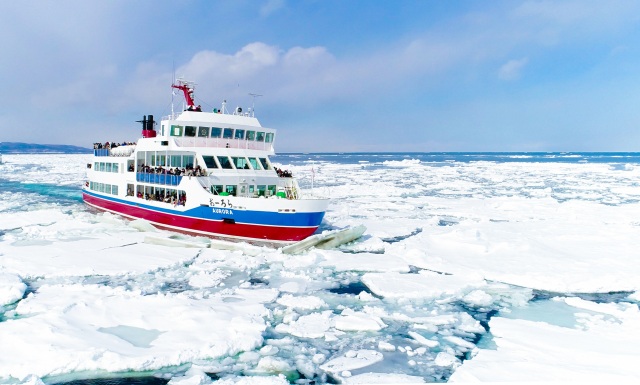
(443, 335), (475, 351)
(188, 270), (228, 288)
(434, 352), (459, 367)
(276, 294), (327, 310)
(357, 291), (376, 302)
(462, 289), (494, 307)
(319, 251), (410, 273)
(377, 341), (396, 352)
(382, 159), (421, 167)
(129, 218), (158, 232)
(451, 305), (640, 382)
(0, 283), (267, 380)
(255, 356), (294, 375)
(0, 239), (198, 278)
(333, 308), (386, 332)
(274, 311), (333, 338)
(278, 281), (301, 293)
(0, 270), (26, 305)
(259, 345), (279, 356)
(320, 350), (384, 373)
(361, 271), (485, 300)
(629, 291), (640, 301)
(212, 374), (288, 385)
(407, 331), (438, 348)
(312, 353), (326, 364)
(342, 372), (426, 383)
(168, 368), (212, 385)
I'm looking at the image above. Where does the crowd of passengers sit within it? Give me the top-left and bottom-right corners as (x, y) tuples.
(94, 141), (135, 149)
(275, 167), (293, 177)
(127, 188), (187, 205)
(132, 164), (207, 177)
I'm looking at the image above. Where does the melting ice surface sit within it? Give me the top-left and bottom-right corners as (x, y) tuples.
(1, 152), (640, 384)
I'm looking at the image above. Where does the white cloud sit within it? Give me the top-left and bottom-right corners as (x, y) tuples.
(498, 58), (529, 81)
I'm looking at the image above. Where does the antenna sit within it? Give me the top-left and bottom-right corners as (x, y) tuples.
(249, 93), (262, 117)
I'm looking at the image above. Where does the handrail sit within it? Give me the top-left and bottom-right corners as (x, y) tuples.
(136, 172), (183, 186)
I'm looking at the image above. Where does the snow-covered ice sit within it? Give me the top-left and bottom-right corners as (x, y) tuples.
(1, 153), (640, 383)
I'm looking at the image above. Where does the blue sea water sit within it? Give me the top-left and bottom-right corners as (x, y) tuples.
(1, 152), (638, 384)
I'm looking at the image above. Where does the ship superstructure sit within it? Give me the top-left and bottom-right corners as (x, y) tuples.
(82, 79), (328, 243)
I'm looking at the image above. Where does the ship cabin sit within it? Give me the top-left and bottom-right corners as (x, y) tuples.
(88, 109), (300, 206)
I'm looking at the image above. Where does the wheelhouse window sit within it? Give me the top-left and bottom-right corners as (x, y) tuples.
(234, 129), (245, 140)
(259, 157), (271, 170)
(232, 157), (250, 169)
(198, 127), (209, 137)
(185, 126), (197, 137)
(265, 133), (274, 143)
(246, 131), (256, 140)
(256, 132), (265, 142)
(223, 128), (234, 139)
(211, 185), (223, 194)
(202, 156), (219, 169)
(217, 156), (234, 169)
(211, 127), (222, 138)
(249, 158), (261, 170)
(171, 125), (183, 136)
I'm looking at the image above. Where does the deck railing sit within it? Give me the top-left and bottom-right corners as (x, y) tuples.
(136, 173), (183, 186)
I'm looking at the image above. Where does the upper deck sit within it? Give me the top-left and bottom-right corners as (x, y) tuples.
(158, 110), (276, 152)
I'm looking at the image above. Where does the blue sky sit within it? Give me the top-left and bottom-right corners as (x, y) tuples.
(2, 0), (640, 152)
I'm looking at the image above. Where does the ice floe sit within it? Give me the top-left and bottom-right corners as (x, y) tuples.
(2, 153), (640, 383)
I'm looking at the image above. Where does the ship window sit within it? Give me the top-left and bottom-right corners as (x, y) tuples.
(257, 185), (266, 196)
(184, 155), (194, 168)
(217, 156), (233, 169)
(157, 155), (166, 167)
(256, 132), (265, 142)
(265, 133), (274, 143)
(249, 157), (260, 170)
(234, 129), (245, 140)
(171, 125), (183, 136)
(198, 126), (209, 137)
(211, 127), (222, 138)
(170, 155), (181, 167)
(112, 185), (118, 195)
(225, 185), (237, 196)
(211, 185), (223, 195)
(232, 157), (250, 169)
(246, 131), (255, 140)
(185, 126), (197, 137)
(249, 185), (255, 194)
(259, 158), (271, 170)
(106, 163), (112, 172)
(223, 128), (234, 139)
(113, 163), (119, 173)
(202, 156), (219, 169)
(268, 185), (276, 196)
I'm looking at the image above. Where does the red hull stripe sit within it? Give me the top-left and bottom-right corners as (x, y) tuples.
(83, 192), (319, 242)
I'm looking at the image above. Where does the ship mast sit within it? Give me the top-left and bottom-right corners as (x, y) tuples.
(171, 78), (201, 111)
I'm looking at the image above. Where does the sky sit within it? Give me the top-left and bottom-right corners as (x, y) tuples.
(2, 0), (640, 152)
